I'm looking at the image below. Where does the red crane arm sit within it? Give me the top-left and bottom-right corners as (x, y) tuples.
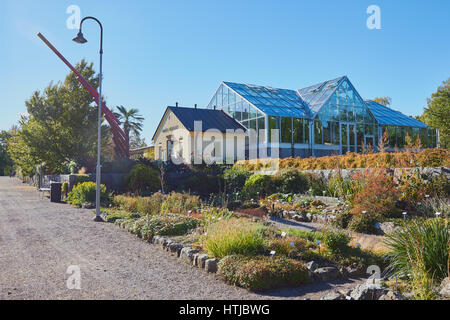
(37, 32), (130, 158)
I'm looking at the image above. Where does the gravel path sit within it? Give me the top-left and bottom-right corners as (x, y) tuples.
(0, 177), (363, 300)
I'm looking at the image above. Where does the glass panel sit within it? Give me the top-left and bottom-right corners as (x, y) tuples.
(235, 101), (242, 121)
(357, 124), (364, 148)
(314, 120), (323, 145)
(341, 124), (348, 146)
(268, 116), (280, 143)
(281, 117), (292, 143)
(332, 122), (339, 145)
(349, 124), (355, 146)
(323, 122), (331, 145)
(304, 120), (310, 144)
(293, 118), (302, 144)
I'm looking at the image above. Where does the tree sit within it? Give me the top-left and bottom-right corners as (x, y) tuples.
(112, 106), (144, 144)
(129, 133), (147, 150)
(373, 96), (392, 107)
(421, 79), (450, 149)
(9, 60), (113, 174)
(0, 130), (14, 175)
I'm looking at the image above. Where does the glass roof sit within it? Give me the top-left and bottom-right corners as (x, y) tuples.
(365, 101), (428, 128)
(297, 76), (345, 114)
(223, 82), (310, 118)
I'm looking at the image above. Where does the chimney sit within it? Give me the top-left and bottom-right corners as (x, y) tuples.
(175, 102), (178, 107)
(214, 105), (216, 110)
(194, 104), (197, 109)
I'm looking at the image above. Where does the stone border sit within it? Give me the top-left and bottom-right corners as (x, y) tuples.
(151, 236), (218, 273)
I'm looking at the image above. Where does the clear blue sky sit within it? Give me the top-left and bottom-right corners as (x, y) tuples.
(1, 0), (449, 144)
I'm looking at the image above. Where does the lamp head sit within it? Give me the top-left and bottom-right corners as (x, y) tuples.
(72, 31), (87, 44)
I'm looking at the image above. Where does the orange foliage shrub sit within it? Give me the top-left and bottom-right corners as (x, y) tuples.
(234, 148), (449, 172)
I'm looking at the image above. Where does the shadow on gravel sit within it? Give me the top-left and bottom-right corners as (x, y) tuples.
(269, 217), (318, 232)
(258, 277), (365, 298)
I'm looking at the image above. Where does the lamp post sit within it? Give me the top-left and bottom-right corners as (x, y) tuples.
(73, 16), (104, 222)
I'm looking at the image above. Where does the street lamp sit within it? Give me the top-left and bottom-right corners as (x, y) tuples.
(73, 16), (104, 222)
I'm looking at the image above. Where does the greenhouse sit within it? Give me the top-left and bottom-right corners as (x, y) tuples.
(205, 76), (438, 158)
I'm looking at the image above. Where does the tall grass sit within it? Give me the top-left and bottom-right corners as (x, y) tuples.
(385, 218), (449, 299)
(203, 218), (266, 259)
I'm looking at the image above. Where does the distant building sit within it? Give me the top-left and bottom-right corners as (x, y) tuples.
(130, 145), (154, 160)
(152, 76), (439, 163)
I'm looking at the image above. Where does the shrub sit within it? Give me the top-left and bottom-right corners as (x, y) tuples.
(129, 214), (201, 240)
(66, 182), (110, 206)
(61, 181), (69, 195)
(415, 196), (450, 218)
(266, 236), (308, 259)
(281, 228), (324, 242)
(113, 195), (139, 213)
(327, 174), (357, 198)
(348, 213), (379, 234)
(385, 219), (449, 283)
(242, 174), (273, 199)
(73, 174), (91, 187)
(160, 192), (200, 214)
(103, 209), (139, 223)
(324, 231), (351, 257)
(273, 169), (309, 194)
(125, 164), (160, 194)
(136, 193), (165, 215)
(234, 148), (449, 171)
(218, 255), (311, 291)
(203, 218), (266, 259)
(304, 173), (327, 196)
(182, 174), (222, 195)
(332, 210), (353, 229)
(223, 167), (251, 192)
(350, 169), (399, 219)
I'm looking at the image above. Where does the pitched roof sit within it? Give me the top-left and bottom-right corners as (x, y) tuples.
(223, 82), (311, 118)
(365, 100), (428, 128)
(297, 76), (345, 115)
(168, 106), (246, 132)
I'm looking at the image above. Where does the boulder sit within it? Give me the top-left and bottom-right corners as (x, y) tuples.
(378, 290), (407, 300)
(306, 261), (318, 272)
(321, 291), (344, 300)
(314, 267), (341, 282)
(378, 222), (401, 235)
(205, 259), (218, 273)
(196, 254), (209, 269)
(439, 277), (450, 298)
(168, 242), (184, 256)
(350, 283), (388, 300)
(180, 247), (198, 264)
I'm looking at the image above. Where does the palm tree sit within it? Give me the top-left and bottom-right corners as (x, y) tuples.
(112, 106), (144, 143)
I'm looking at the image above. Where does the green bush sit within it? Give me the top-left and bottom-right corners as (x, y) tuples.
(103, 208), (140, 223)
(223, 167), (251, 192)
(218, 255), (311, 291)
(281, 228), (324, 242)
(203, 218), (266, 259)
(125, 164), (160, 194)
(324, 231), (351, 257)
(73, 174), (91, 187)
(327, 174), (356, 198)
(66, 182), (110, 206)
(385, 218), (449, 283)
(273, 169), (309, 194)
(332, 211), (353, 229)
(130, 214), (201, 240)
(182, 174), (222, 195)
(242, 174), (273, 199)
(348, 214), (379, 234)
(304, 173), (327, 196)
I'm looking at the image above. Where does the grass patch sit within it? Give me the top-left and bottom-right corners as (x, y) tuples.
(202, 218), (267, 259)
